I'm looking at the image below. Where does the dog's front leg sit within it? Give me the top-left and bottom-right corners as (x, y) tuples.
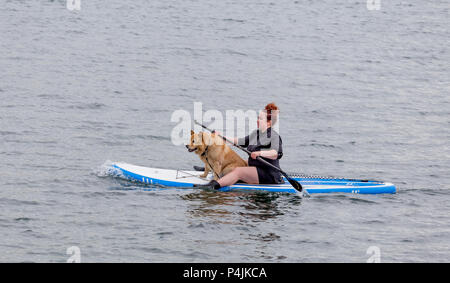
(200, 163), (211, 178)
(212, 161), (223, 180)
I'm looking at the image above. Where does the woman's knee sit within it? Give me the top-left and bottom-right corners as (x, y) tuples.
(231, 167), (244, 177)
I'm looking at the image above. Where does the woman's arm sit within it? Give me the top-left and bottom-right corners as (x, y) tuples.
(251, 150), (278, 160)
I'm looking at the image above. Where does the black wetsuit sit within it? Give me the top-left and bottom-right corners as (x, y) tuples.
(237, 127), (284, 184)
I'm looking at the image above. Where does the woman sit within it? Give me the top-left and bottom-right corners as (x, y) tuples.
(196, 103), (284, 190)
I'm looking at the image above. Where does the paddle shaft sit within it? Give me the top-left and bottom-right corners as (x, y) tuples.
(194, 121), (303, 192)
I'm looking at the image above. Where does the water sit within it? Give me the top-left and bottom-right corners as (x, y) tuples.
(1, 0), (449, 262)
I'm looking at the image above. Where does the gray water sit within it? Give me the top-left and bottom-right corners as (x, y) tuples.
(1, 0), (449, 262)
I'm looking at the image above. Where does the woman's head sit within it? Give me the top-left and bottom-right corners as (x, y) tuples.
(257, 103), (279, 130)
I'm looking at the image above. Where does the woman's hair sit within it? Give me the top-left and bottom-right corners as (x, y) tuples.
(265, 102), (279, 124)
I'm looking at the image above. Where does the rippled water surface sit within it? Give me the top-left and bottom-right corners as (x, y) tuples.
(1, 0), (449, 262)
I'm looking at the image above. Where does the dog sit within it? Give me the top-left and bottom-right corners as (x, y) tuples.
(186, 130), (247, 180)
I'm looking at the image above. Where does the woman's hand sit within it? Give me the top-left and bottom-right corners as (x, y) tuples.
(251, 151), (261, 159)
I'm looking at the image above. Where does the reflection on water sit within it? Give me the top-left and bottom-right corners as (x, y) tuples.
(182, 191), (298, 220)
(181, 190), (303, 245)
(183, 190), (303, 214)
(238, 193), (302, 221)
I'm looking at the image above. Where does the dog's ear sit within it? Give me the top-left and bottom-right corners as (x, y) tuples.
(190, 130), (195, 135)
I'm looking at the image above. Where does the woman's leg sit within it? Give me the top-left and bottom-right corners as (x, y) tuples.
(217, 167), (259, 187)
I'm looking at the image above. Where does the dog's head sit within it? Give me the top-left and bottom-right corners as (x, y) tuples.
(186, 130), (207, 154)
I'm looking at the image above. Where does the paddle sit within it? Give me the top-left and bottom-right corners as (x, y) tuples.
(194, 120), (304, 193)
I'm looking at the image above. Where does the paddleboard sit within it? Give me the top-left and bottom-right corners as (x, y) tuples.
(111, 163), (396, 194)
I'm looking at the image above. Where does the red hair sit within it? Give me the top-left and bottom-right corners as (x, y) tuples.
(265, 102), (279, 124)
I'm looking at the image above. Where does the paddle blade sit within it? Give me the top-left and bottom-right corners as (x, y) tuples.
(287, 178), (303, 193)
